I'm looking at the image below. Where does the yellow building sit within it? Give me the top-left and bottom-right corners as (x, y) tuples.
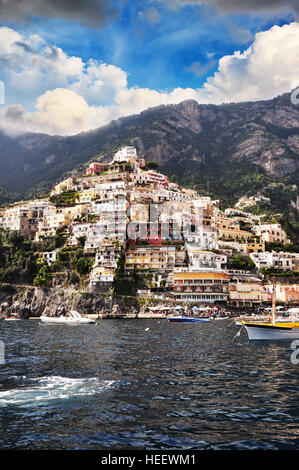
(51, 178), (75, 195)
(229, 275), (270, 307)
(218, 228), (253, 242)
(77, 189), (97, 203)
(214, 216), (240, 231)
(246, 240), (265, 255)
(125, 245), (184, 272)
(173, 271), (229, 303)
(218, 239), (265, 256)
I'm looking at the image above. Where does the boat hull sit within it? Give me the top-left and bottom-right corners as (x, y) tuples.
(245, 323), (299, 341)
(167, 316), (210, 323)
(235, 317), (298, 327)
(40, 316), (94, 324)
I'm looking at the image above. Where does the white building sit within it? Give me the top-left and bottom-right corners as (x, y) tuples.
(42, 251), (57, 265)
(186, 246), (227, 271)
(94, 181), (126, 197)
(90, 241), (122, 291)
(250, 251), (299, 271)
(235, 195), (270, 209)
(113, 146), (137, 162)
(253, 223), (291, 244)
(183, 226), (218, 250)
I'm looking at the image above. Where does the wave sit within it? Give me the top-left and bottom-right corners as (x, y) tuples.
(0, 375), (115, 407)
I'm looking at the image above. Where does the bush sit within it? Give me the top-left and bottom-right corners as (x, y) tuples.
(49, 190), (79, 206)
(33, 265), (52, 287)
(75, 257), (93, 275)
(145, 161), (159, 170)
(227, 255), (255, 271)
(70, 271), (80, 285)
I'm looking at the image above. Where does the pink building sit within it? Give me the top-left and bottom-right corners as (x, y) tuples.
(86, 162), (107, 176)
(145, 171), (169, 188)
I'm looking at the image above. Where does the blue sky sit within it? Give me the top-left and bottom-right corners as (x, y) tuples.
(7, 2), (292, 89)
(0, 0), (298, 135)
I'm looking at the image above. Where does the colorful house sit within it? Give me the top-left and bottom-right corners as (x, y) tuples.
(85, 162), (107, 176)
(173, 271), (229, 303)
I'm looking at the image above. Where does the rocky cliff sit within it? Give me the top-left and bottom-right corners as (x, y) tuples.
(0, 286), (175, 319)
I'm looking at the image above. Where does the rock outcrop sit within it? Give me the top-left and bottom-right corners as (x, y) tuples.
(0, 286), (175, 319)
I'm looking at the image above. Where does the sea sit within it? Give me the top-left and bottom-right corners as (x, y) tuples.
(0, 318), (298, 450)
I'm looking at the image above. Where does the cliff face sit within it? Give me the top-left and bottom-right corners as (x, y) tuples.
(0, 92), (298, 204)
(0, 287), (124, 318)
(0, 286), (174, 318)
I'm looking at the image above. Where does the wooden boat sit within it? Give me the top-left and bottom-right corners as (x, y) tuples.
(243, 280), (299, 341)
(235, 316), (298, 326)
(243, 321), (299, 340)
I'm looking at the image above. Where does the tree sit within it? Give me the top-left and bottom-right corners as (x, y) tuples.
(228, 255), (255, 271)
(145, 161), (159, 171)
(33, 265), (52, 287)
(70, 270), (80, 285)
(77, 236), (86, 248)
(75, 257), (92, 275)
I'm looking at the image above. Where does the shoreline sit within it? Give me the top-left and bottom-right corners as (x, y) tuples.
(1, 284), (296, 321)
(24, 313), (168, 320)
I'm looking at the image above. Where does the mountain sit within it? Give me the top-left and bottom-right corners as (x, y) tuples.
(0, 92), (298, 213)
(0, 179), (20, 205)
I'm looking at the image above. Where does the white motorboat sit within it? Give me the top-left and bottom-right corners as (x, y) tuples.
(40, 310), (95, 324)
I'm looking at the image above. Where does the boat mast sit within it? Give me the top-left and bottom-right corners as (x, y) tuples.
(271, 277), (276, 326)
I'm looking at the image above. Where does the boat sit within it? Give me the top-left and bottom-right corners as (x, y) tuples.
(234, 315), (298, 326)
(243, 321), (299, 340)
(167, 305), (210, 323)
(4, 313), (20, 321)
(242, 280), (299, 341)
(167, 315), (210, 323)
(40, 310), (95, 324)
(147, 306), (174, 317)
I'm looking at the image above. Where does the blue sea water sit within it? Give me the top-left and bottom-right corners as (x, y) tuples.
(0, 319), (298, 450)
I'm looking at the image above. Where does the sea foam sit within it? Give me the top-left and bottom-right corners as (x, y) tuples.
(0, 375), (114, 407)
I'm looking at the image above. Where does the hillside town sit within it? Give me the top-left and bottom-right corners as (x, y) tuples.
(0, 146), (298, 308)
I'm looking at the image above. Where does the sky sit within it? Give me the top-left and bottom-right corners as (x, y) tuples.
(0, 0), (299, 136)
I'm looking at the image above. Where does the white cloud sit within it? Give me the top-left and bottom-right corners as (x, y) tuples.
(35, 89), (92, 134)
(0, 89), (120, 136)
(1, 23), (299, 136)
(70, 60), (128, 105)
(0, 27), (126, 107)
(197, 22), (299, 103)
